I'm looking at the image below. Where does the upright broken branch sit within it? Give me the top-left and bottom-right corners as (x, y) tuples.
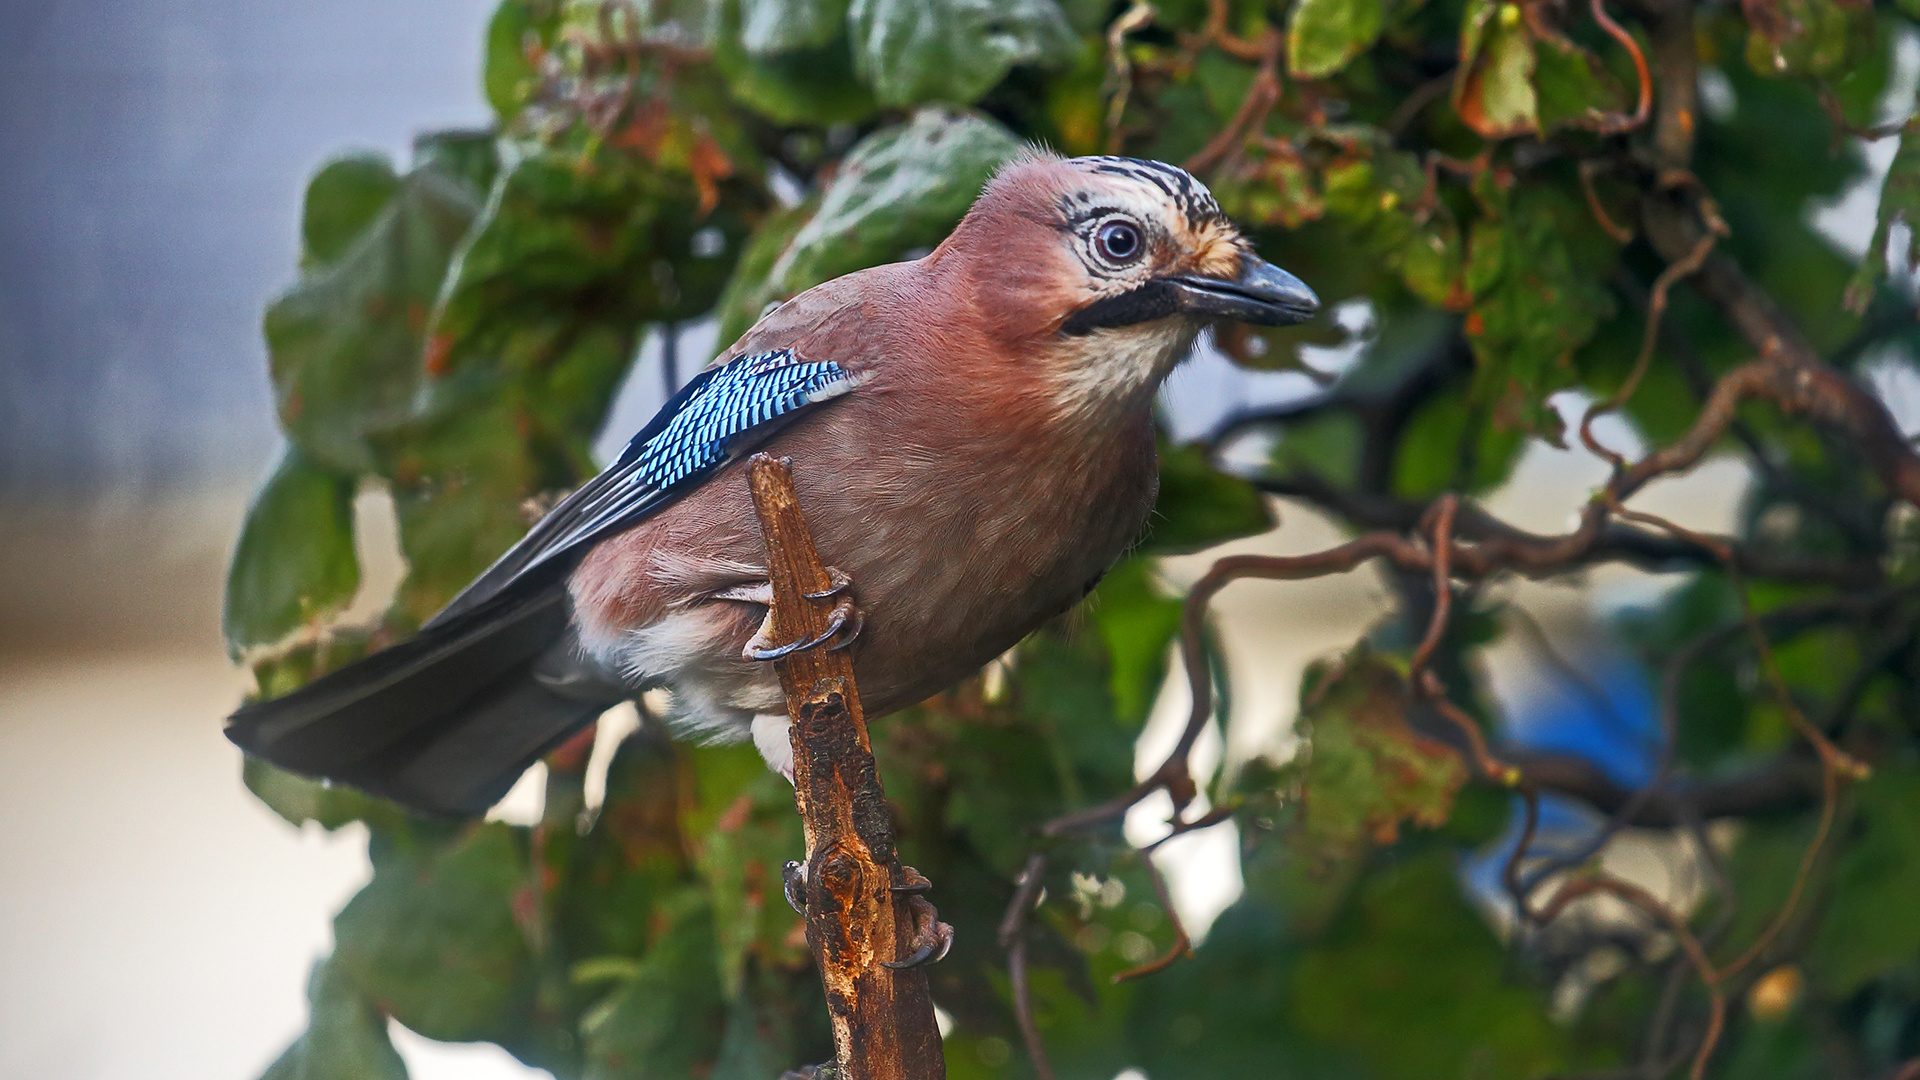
(746, 453), (946, 1080)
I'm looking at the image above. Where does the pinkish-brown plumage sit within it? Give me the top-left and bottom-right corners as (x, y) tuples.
(570, 156), (1197, 769)
(226, 151), (1316, 813)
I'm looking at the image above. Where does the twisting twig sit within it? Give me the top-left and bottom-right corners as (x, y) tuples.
(1189, 0), (1276, 62)
(1410, 496), (1519, 782)
(1111, 853), (1194, 982)
(1537, 874), (1727, 1080)
(1579, 159), (1636, 244)
(1579, 229), (1720, 470)
(1184, 33), (1283, 175)
(1101, 1), (1157, 154)
(1586, 0), (1652, 135)
(997, 853), (1056, 1080)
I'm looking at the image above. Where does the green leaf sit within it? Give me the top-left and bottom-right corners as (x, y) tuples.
(580, 894), (729, 1080)
(1086, 557), (1183, 724)
(302, 155), (403, 269)
(1142, 442), (1274, 555)
(736, 0), (851, 53)
(265, 153), (487, 474)
(714, 31), (879, 126)
(1814, 767), (1920, 991)
(846, 0), (1079, 106)
(680, 743), (805, 996)
(378, 393), (547, 622)
(1288, 852), (1590, 1079)
(1286, 0), (1384, 81)
(332, 823), (535, 1045)
(713, 108), (1022, 346)
(224, 447), (360, 654)
(1316, 133), (1467, 307)
(1280, 649), (1467, 854)
(1453, 0), (1538, 138)
(1743, 0), (1868, 79)
(1847, 120), (1920, 313)
(260, 956), (409, 1080)
(1462, 189), (1616, 436)
(1533, 31), (1627, 132)
(1392, 379), (1527, 498)
(243, 757), (412, 834)
(484, 1), (555, 123)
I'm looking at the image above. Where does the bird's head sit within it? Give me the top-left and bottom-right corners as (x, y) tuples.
(933, 151), (1319, 416)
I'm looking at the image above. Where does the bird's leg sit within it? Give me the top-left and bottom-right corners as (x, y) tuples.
(884, 866), (955, 969)
(725, 571), (865, 661)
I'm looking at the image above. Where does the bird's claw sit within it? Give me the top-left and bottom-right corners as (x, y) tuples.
(804, 566), (853, 601)
(882, 866), (954, 969)
(782, 860), (808, 915)
(745, 585), (863, 661)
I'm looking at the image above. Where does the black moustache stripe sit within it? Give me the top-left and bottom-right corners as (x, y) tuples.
(1060, 280), (1182, 335)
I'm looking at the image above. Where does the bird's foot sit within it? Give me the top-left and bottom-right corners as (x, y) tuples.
(741, 569), (863, 661)
(779, 1066), (836, 1080)
(884, 866), (955, 969)
(782, 859), (808, 915)
(781, 861), (953, 968)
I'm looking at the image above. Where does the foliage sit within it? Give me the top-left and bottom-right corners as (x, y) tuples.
(226, 0), (1920, 1077)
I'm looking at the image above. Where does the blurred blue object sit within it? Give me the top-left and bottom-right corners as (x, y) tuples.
(1460, 641), (1664, 920)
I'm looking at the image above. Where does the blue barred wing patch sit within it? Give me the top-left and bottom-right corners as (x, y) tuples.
(619, 349), (854, 488)
(423, 349), (852, 628)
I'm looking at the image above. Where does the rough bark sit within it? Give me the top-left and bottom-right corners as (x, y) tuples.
(746, 453), (946, 1080)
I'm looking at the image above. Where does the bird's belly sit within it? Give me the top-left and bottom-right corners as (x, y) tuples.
(828, 462), (1155, 714)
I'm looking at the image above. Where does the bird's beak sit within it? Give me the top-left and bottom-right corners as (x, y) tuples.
(1164, 256), (1320, 326)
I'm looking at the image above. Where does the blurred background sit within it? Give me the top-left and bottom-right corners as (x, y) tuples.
(4, 2), (1916, 1079)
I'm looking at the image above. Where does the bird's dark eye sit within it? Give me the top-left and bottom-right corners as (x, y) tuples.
(1094, 220), (1144, 263)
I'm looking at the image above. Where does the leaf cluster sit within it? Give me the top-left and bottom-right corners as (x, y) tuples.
(226, 0), (1920, 1076)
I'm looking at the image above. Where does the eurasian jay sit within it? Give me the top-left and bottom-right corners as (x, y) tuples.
(226, 152), (1319, 819)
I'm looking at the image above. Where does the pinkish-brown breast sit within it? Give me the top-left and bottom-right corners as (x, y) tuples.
(568, 255), (1164, 717)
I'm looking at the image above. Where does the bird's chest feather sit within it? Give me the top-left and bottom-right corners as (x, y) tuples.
(794, 384), (1160, 705)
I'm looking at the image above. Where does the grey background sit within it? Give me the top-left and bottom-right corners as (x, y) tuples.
(0, 0), (495, 493)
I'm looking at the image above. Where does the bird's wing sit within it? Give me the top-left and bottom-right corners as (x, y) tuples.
(425, 348), (855, 628)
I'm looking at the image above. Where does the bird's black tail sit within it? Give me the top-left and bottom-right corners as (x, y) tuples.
(224, 586), (620, 818)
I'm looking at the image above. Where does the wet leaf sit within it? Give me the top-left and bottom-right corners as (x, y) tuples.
(224, 447), (360, 655)
(847, 0), (1078, 106)
(1287, 0), (1384, 80)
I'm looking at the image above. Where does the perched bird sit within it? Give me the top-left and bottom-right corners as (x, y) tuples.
(226, 152), (1318, 818)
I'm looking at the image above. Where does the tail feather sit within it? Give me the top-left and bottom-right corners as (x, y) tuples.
(226, 586), (620, 817)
